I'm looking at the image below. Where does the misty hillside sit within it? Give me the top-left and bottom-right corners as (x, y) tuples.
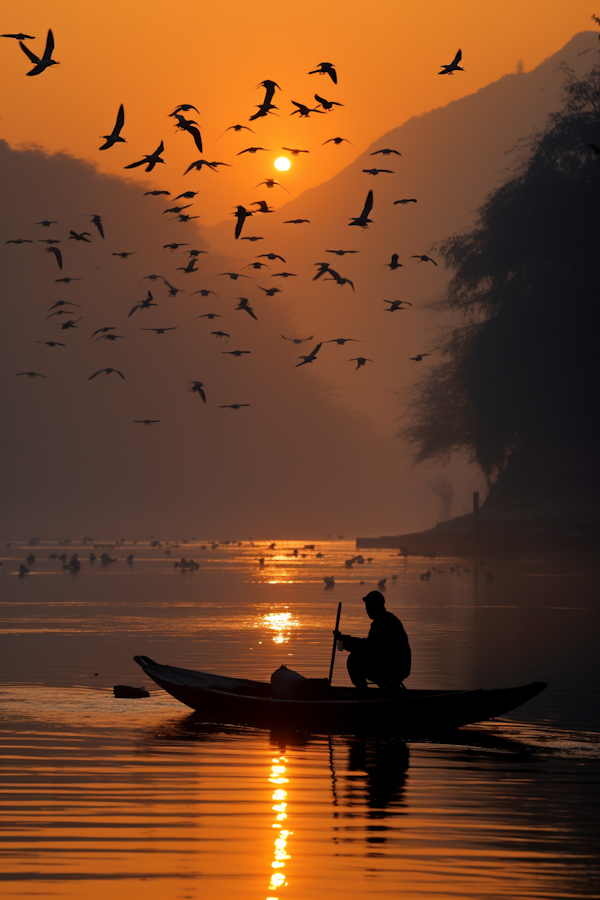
(206, 32), (598, 432)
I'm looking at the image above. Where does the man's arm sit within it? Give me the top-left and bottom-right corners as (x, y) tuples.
(334, 630), (366, 652)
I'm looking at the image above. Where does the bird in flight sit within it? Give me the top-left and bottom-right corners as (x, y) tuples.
(17, 371), (46, 378)
(2, 32), (35, 40)
(410, 354), (431, 361)
(244, 261), (270, 270)
(163, 204), (192, 215)
(223, 350), (251, 357)
(171, 103), (200, 115)
(55, 277), (81, 283)
(171, 114), (203, 153)
(91, 327), (116, 338)
(6, 238), (32, 244)
(219, 403), (250, 409)
(314, 94), (344, 111)
(44, 246), (62, 269)
(237, 146), (270, 155)
(39, 238), (61, 244)
(439, 49), (464, 75)
(113, 251), (137, 259)
(282, 147), (309, 156)
(348, 357), (373, 369)
(284, 219), (310, 224)
(48, 299), (81, 310)
(256, 79), (281, 105)
(257, 252), (285, 262)
(324, 272), (355, 291)
(125, 142), (165, 172)
(313, 262), (334, 281)
(142, 327), (177, 334)
(411, 254), (437, 265)
(309, 62), (337, 83)
(258, 286), (282, 297)
(233, 206), (253, 239)
(99, 105), (126, 150)
(326, 249), (358, 256)
(323, 136), (352, 146)
(218, 271), (249, 280)
(69, 230), (91, 242)
(371, 148), (401, 156)
(172, 213), (200, 224)
(174, 191), (199, 201)
(296, 343), (322, 367)
(20, 29), (57, 76)
(189, 381), (206, 401)
(183, 158), (219, 175)
(128, 291), (157, 317)
(394, 198), (417, 205)
(281, 335), (313, 344)
(290, 101), (324, 118)
(164, 243), (188, 251)
(211, 330), (230, 338)
(326, 337), (362, 345)
(134, 420), (160, 426)
(145, 189), (170, 196)
(195, 313), (221, 320)
(93, 333), (130, 342)
(162, 279), (185, 297)
(271, 271), (296, 278)
(363, 168), (394, 176)
(349, 190), (374, 228)
(58, 318), (81, 330)
(384, 254), (403, 270)
(47, 309), (75, 318)
(240, 235), (264, 241)
(250, 201), (274, 213)
(254, 178), (290, 193)
(384, 299), (412, 311)
(235, 298), (258, 320)
(88, 368), (125, 380)
(190, 289), (220, 299)
(176, 259), (199, 274)
(36, 341), (65, 348)
(35, 219), (57, 227)
(218, 124), (256, 138)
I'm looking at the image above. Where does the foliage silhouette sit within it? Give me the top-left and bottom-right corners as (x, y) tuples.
(402, 64), (600, 481)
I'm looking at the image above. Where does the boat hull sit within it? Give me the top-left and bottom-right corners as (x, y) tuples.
(134, 656), (547, 734)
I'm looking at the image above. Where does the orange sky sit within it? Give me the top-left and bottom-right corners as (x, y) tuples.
(0, 0), (595, 225)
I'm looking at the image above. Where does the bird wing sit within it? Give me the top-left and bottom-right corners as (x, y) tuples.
(113, 104), (125, 135)
(88, 370), (103, 380)
(43, 29), (54, 61)
(19, 41), (40, 63)
(452, 49), (462, 65)
(127, 305), (140, 317)
(116, 370), (125, 379)
(361, 190), (374, 217)
(124, 158), (145, 169)
(189, 126), (203, 153)
(49, 247), (63, 268)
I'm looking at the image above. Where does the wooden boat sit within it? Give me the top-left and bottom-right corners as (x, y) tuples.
(134, 655), (547, 734)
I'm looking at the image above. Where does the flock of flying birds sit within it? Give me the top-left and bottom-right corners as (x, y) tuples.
(4, 29), (464, 422)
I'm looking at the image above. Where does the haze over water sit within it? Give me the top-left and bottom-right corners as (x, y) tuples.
(1, 541), (599, 898)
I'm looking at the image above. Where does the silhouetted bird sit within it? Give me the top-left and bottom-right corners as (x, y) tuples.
(223, 349), (251, 357)
(309, 62), (337, 83)
(349, 357), (373, 369)
(238, 146), (270, 155)
(99, 105), (126, 150)
(35, 220), (57, 227)
(20, 29), (57, 76)
(36, 341), (65, 347)
(281, 334), (314, 344)
(296, 343), (322, 367)
(324, 273), (354, 290)
(315, 94), (344, 110)
(142, 327), (177, 334)
(371, 148), (401, 156)
(240, 236), (264, 241)
(284, 219), (310, 224)
(6, 238), (32, 244)
(409, 354), (431, 361)
(326, 249), (358, 255)
(163, 204), (192, 215)
(125, 141), (165, 172)
(113, 251), (136, 259)
(172, 114), (203, 153)
(17, 371), (46, 378)
(55, 277), (81, 283)
(313, 262), (334, 281)
(258, 286), (282, 296)
(233, 207), (253, 239)
(144, 190), (170, 196)
(176, 259), (199, 274)
(349, 190), (374, 228)
(88, 368), (125, 380)
(93, 333), (130, 342)
(39, 238), (61, 244)
(135, 420), (160, 425)
(249, 102), (279, 122)
(190, 289), (220, 298)
(218, 124), (256, 138)
(59, 318), (81, 330)
(162, 279), (184, 297)
(363, 168), (394, 175)
(326, 337), (362, 345)
(235, 298), (257, 320)
(323, 136), (351, 146)
(282, 147), (309, 156)
(439, 49), (464, 75)
(174, 191), (199, 201)
(139, 274), (164, 284)
(218, 271), (249, 280)
(255, 178), (290, 193)
(257, 252), (285, 262)
(2, 32), (35, 40)
(128, 292), (157, 317)
(183, 158), (218, 175)
(211, 331), (230, 338)
(48, 300), (80, 310)
(195, 313), (221, 320)
(91, 326), (115, 338)
(411, 254), (437, 265)
(219, 403), (250, 409)
(394, 198), (417, 204)
(172, 213), (200, 223)
(244, 261), (270, 270)
(291, 100), (324, 118)
(250, 200), (274, 213)
(385, 254), (403, 270)
(256, 79), (281, 105)
(384, 299), (411, 311)
(69, 230), (91, 242)
(189, 381), (206, 401)
(163, 243), (188, 251)
(171, 103), (200, 115)
(186, 249), (208, 258)
(44, 246), (62, 269)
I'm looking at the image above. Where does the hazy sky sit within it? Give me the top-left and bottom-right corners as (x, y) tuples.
(0, 3), (596, 539)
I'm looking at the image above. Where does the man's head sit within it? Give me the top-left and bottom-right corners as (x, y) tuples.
(363, 590), (386, 619)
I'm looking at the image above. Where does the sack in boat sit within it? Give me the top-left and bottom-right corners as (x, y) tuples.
(270, 665), (330, 701)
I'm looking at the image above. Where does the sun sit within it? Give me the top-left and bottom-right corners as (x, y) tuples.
(274, 156), (291, 172)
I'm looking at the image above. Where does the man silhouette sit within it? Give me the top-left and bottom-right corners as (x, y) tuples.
(334, 591), (411, 692)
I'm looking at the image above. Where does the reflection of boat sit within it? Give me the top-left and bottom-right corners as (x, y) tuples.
(134, 656), (547, 734)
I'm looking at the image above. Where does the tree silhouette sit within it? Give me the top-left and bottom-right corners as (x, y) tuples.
(402, 65), (600, 482)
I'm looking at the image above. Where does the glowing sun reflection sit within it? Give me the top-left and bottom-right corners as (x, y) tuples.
(261, 611), (299, 644)
(266, 755), (293, 899)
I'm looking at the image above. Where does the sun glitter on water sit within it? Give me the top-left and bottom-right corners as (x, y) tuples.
(274, 156), (291, 171)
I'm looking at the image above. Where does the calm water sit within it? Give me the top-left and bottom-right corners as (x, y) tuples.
(1, 540), (599, 899)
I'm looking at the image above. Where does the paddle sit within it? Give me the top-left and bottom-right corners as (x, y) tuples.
(327, 602), (342, 695)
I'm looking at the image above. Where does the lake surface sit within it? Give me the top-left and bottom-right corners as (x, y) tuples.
(1, 540), (599, 899)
